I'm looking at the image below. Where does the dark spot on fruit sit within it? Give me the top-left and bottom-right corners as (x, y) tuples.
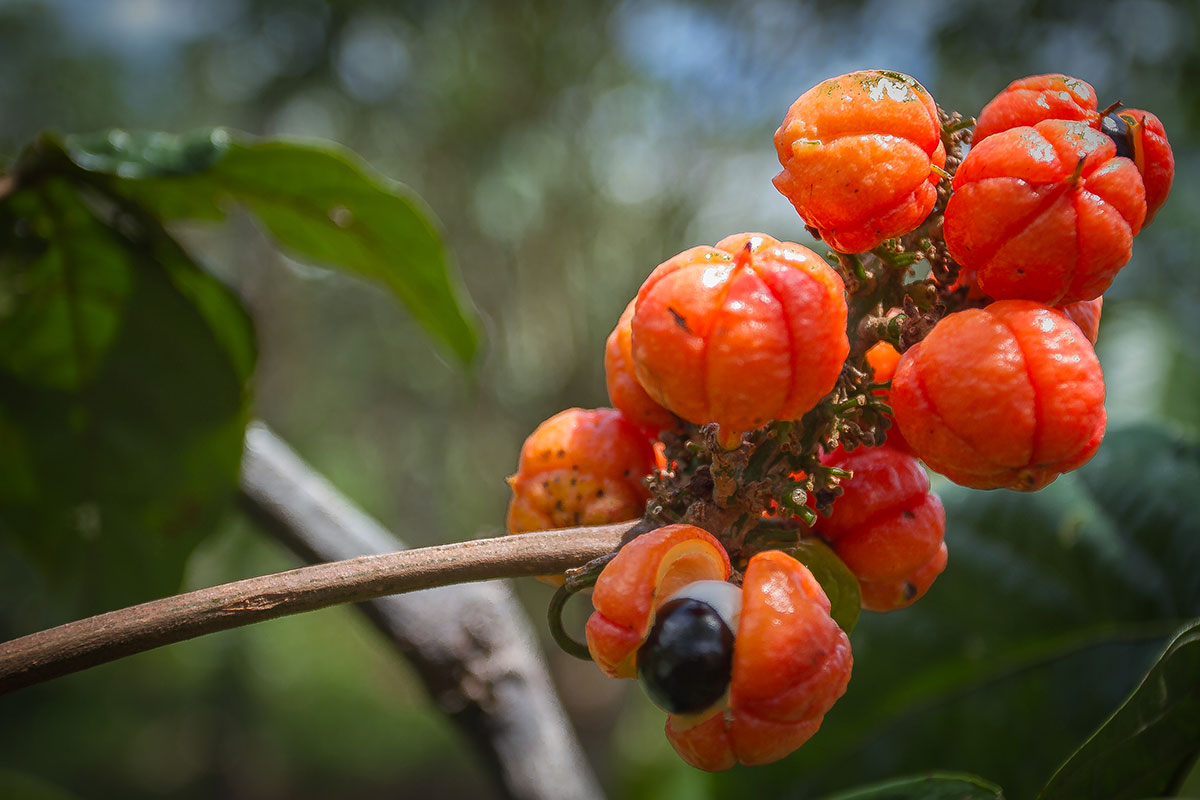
(556, 449), (566, 458)
(554, 500), (564, 511)
(596, 489), (605, 497)
(668, 307), (692, 334)
(902, 581), (918, 600)
(903, 510), (915, 520)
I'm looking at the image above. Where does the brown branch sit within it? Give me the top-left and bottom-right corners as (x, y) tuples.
(238, 423), (610, 800)
(0, 507), (628, 698)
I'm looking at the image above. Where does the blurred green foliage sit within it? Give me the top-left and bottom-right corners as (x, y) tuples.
(1, 0), (1199, 798)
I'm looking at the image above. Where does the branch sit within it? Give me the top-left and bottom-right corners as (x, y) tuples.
(0, 522), (624, 693)
(238, 424), (612, 800)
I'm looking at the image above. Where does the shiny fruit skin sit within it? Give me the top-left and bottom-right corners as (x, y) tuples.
(890, 300), (1106, 491)
(944, 119), (1146, 305)
(814, 445), (946, 589)
(858, 541), (948, 612)
(973, 74), (1099, 144)
(631, 232), (848, 444)
(773, 70), (946, 253)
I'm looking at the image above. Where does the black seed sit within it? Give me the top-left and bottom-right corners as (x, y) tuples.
(637, 598), (734, 714)
(1101, 112), (1136, 161)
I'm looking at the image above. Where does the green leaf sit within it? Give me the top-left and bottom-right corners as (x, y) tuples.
(0, 178), (253, 613)
(57, 129), (480, 365)
(783, 538), (862, 634)
(1037, 620), (1200, 800)
(0, 181), (133, 389)
(820, 772), (1005, 800)
(708, 425), (1200, 800)
(60, 129), (231, 179)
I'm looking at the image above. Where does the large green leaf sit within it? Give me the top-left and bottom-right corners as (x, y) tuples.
(704, 425), (1200, 800)
(820, 772), (1005, 800)
(1037, 620), (1200, 800)
(0, 182), (133, 389)
(0, 178), (253, 615)
(57, 128), (480, 365)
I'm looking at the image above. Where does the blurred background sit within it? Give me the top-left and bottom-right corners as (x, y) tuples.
(1, 0), (1198, 798)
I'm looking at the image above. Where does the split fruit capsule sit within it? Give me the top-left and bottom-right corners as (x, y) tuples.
(631, 232), (848, 448)
(1102, 108), (1174, 225)
(773, 69), (946, 253)
(890, 300), (1107, 492)
(585, 525), (853, 770)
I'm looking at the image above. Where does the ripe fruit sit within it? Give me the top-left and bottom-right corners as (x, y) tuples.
(813, 445), (944, 581)
(664, 550), (853, 770)
(585, 524), (731, 679)
(890, 300), (1106, 491)
(973, 74), (1099, 144)
(585, 528), (853, 770)
(944, 119), (1146, 304)
(605, 299), (679, 436)
(631, 232), (848, 447)
(773, 70), (946, 253)
(506, 408), (656, 539)
(812, 445), (947, 611)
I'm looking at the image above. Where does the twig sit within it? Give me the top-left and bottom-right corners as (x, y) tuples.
(0, 427), (621, 800)
(238, 424), (611, 800)
(0, 522), (625, 694)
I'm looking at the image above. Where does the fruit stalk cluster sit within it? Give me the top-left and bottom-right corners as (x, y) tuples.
(503, 69), (1173, 772)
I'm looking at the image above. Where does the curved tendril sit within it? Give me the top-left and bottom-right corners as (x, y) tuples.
(547, 576), (597, 661)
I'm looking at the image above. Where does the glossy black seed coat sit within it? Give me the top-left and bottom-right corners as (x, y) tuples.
(636, 597), (734, 714)
(1101, 112), (1136, 161)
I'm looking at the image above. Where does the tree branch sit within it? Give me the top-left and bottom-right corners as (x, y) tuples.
(0, 522), (624, 694)
(238, 423), (613, 800)
(0, 425), (623, 799)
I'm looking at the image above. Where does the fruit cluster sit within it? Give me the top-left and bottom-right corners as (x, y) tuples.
(504, 70), (1172, 770)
